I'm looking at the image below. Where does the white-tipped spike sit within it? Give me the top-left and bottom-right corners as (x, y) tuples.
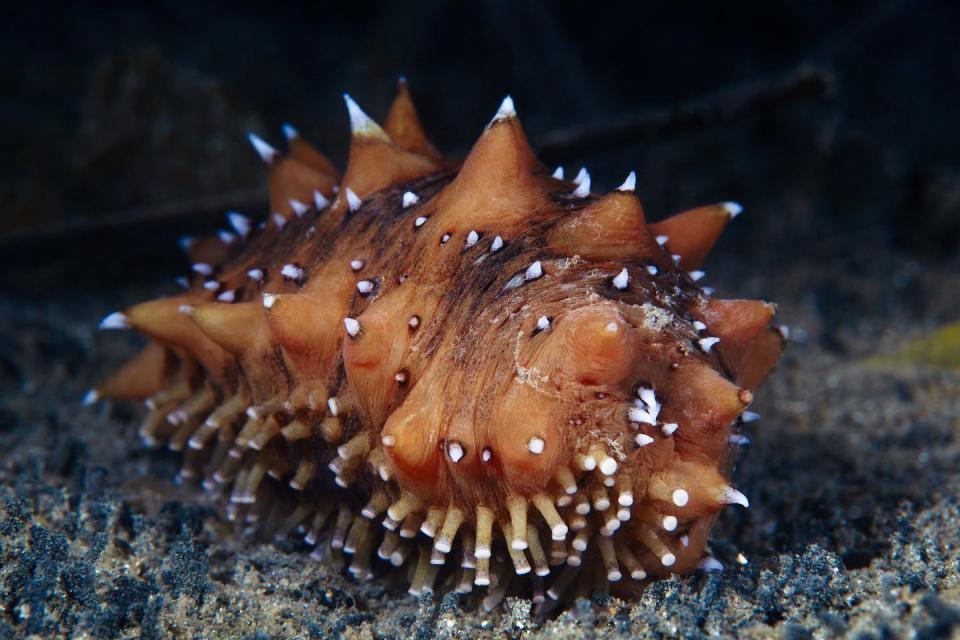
(262, 293), (277, 309)
(524, 261), (543, 281)
(672, 254), (682, 263)
(192, 263), (213, 276)
(343, 94), (387, 138)
(698, 336), (720, 352)
(272, 213), (287, 229)
(635, 433), (654, 446)
(655, 235), (669, 246)
(179, 236), (195, 252)
(536, 316), (551, 332)
(551, 166), (564, 180)
(721, 487), (750, 508)
(616, 171), (636, 192)
(99, 312), (130, 330)
(177, 304), (194, 315)
(571, 168), (591, 198)
(689, 270), (706, 282)
(327, 397), (338, 416)
(489, 95), (516, 125)
(282, 123), (299, 141)
(612, 268), (630, 290)
(82, 389), (99, 406)
(647, 265), (659, 275)
(723, 201), (743, 218)
(227, 212), (251, 237)
(698, 557), (724, 572)
(289, 199), (309, 217)
(693, 320), (707, 332)
(203, 280), (219, 291)
(218, 230), (236, 245)
(672, 489), (689, 507)
(311, 190), (329, 210)
(490, 235), (504, 252)
(662, 516), (678, 531)
(465, 230), (479, 248)
(356, 280), (374, 295)
(175, 276), (189, 289)
(527, 436), (545, 455)
(627, 405), (657, 425)
(281, 264), (304, 281)
(247, 132), (278, 163)
(217, 290), (235, 302)
(638, 387), (657, 408)
(247, 268), (264, 282)
(661, 423), (679, 436)
(447, 441), (465, 463)
(414, 216), (428, 228)
(703, 286), (716, 296)
(402, 191), (419, 208)
(742, 410), (761, 423)
(729, 434), (751, 446)
(344, 317), (361, 337)
(344, 187), (362, 212)
(661, 553), (676, 567)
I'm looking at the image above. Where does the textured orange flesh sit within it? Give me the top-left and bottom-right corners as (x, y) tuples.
(95, 84), (783, 607)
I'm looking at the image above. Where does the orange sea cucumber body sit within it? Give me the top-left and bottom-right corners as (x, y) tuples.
(93, 84), (783, 608)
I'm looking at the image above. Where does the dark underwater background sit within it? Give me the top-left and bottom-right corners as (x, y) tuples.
(1, 2), (958, 638)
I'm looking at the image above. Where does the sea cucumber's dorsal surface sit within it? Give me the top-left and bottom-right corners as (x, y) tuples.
(92, 82), (784, 609)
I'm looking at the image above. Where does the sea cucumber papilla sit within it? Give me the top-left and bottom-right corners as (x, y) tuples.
(91, 81), (784, 609)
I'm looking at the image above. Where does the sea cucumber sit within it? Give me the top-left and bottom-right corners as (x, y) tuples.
(90, 81), (784, 609)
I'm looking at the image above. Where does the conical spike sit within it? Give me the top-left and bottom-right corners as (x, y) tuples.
(188, 301), (268, 356)
(336, 96), (440, 210)
(247, 132), (279, 164)
(698, 299), (777, 377)
(99, 311), (130, 330)
(617, 171), (637, 192)
(125, 297), (230, 378)
(227, 211), (252, 238)
(648, 202), (741, 269)
(262, 286), (351, 380)
(571, 168), (591, 198)
(94, 341), (171, 401)
(384, 78), (442, 159)
(548, 188), (659, 261)
(719, 485), (750, 508)
(669, 362), (752, 459)
(343, 94), (391, 141)
(489, 95), (516, 126)
(428, 98), (547, 233)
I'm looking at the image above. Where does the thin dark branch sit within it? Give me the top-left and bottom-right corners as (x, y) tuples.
(537, 66), (833, 162)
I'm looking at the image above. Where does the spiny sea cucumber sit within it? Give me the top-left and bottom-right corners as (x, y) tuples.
(90, 81), (784, 609)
